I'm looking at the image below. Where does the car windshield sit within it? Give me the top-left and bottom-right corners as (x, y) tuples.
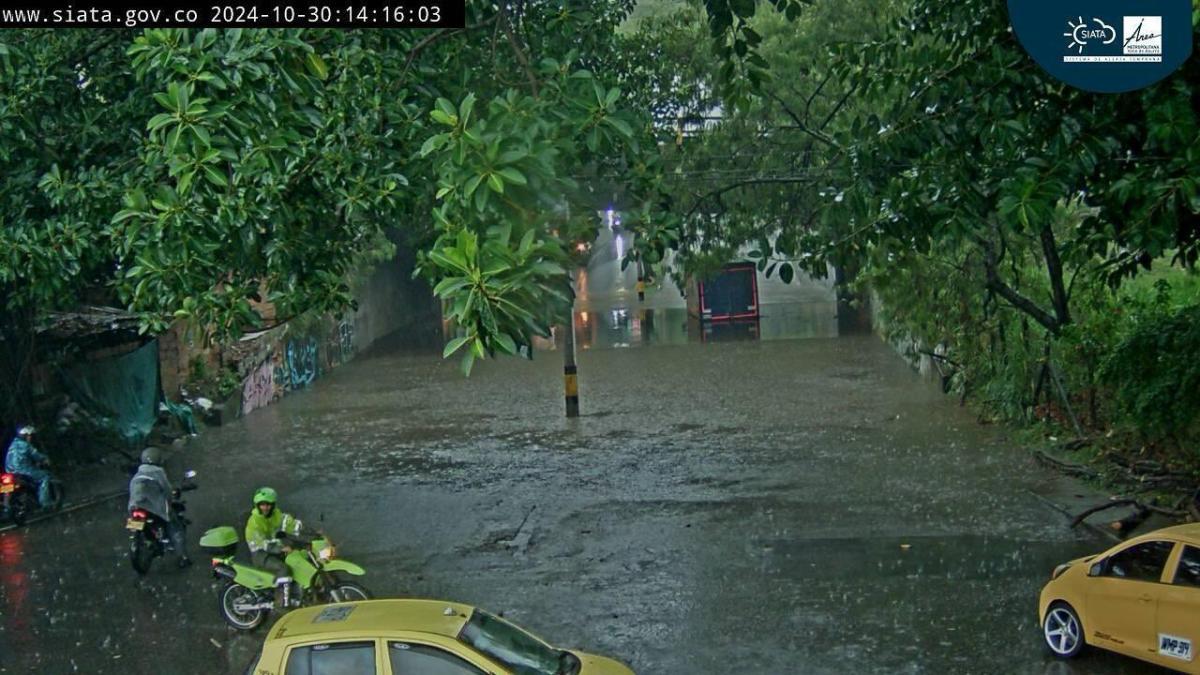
(458, 609), (564, 675)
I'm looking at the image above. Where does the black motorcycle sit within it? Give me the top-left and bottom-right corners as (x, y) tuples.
(127, 470), (196, 575)
(1, 465), (64, 527)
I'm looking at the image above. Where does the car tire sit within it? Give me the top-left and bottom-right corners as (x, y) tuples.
(1043, 601), (1085, 658)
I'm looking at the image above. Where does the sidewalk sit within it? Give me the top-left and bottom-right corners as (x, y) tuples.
(1027, 468), (1180, 545)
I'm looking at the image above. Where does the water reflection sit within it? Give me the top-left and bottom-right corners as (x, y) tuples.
(0, 532), (30, 635)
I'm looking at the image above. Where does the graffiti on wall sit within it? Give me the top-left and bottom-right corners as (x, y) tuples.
(286, 338), (318, 388)
(241, 359), (275, 415)
(240, 325), (356, 417)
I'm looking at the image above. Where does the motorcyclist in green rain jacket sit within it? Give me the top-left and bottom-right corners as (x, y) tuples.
(244, 487), (311, 594)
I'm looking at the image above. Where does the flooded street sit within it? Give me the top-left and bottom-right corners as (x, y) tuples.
(0, 314), (1166, 674)
(0, 232), (1168, 674)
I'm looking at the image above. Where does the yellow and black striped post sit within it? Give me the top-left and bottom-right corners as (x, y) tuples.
(563, 268), (580, 418)
(564, 363), (579, 417)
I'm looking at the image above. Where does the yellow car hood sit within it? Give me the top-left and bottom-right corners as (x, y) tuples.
(573, 651), (635, 675)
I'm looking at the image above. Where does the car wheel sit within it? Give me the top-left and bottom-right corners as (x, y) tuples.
(1043, 601), (1085, 658)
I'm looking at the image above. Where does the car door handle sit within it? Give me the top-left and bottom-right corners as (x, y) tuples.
(1140, 594), (1153, 602)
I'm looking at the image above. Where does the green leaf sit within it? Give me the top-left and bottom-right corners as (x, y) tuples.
(487, 172), (504, 193)
(433, 276), (471, 297)
(494, 332), (517, 355)
(465, 174), (483, 198)
(203, 165), (228, 187)
(305, 52), (328, 80)
(495, 167), (527, 185)
(147, 113), (176, 131)
(443, 335), (472, 357)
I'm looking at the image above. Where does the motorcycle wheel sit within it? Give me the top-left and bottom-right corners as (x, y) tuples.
(9, 493), (31, 527)
(219, 582), (267, 631)
(328, 580), (371, 603)
(45, 482), (64, 511)
(130, 532), (157, 575)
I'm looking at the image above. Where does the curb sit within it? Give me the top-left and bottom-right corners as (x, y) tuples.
(1027, 489), (1123, 545)
(0, 489), (127, 534)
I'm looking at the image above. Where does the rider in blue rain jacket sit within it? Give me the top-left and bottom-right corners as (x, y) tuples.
(4, 425), (53, 508)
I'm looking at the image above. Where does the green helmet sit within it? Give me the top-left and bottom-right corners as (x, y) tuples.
(252, 487), (278, 506)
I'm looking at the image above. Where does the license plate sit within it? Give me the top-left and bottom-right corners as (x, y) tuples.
(0, 485), (12, 494)
(126, 519), (145, 531)
(1159, 634), (1193, 662)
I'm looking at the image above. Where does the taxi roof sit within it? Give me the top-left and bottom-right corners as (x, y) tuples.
(1120, 521), (1200, 548)
(268, 599), (475, 641)
(1154, 522), (1200, 544)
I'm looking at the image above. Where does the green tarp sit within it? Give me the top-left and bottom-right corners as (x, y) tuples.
(60, 339), (159, 445)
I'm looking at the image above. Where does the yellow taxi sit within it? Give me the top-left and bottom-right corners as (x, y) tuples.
(242, 598), (635, 675)
(1039, 523), (1200, 672)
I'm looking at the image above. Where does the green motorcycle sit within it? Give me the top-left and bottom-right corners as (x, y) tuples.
(199, 526), (370, 630)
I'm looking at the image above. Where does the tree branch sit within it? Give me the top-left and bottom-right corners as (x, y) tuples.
(499, 4), (539, 97)
(766, 91), (838, 148)
(979, 236), (1061, 334)
(684, 176), (818, 220)
(1039, 224), (1072, 327)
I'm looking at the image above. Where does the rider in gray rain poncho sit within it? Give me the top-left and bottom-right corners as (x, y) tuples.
(127, 447), (192, 567)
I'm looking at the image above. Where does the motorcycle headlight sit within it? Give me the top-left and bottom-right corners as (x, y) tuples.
(318, 546), (334, 561)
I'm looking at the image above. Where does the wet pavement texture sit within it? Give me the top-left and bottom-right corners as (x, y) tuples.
(0, 309), (1170, 674)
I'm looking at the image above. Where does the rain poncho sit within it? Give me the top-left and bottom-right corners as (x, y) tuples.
(245, 507), (305, 555)
(127, 464), (173, 521)
(4, 437), (47, 475)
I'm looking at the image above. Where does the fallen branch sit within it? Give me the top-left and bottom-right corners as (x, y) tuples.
(1071, 497), (1189, 530)
(1033, 449), (1098, 479)
(1069, 498), (1139, 528)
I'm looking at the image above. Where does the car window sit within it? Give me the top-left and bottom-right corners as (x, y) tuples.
(1104, 540), (1175, 582)
(389, 642), (484, 675)
(1174, 545), (1200, 588)
(285, 641), (377, 675)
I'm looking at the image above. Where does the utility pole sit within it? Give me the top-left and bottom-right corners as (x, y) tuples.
(563, 267), (580, 418)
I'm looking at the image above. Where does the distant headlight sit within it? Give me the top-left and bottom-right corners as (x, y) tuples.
(1051, 563), (1071, 580)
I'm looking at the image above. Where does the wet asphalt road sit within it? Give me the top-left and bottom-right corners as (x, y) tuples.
(0, 319), (1169, 674)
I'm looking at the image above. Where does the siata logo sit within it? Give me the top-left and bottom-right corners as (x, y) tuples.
(1123, 16), (1162, 55)
(1009, 0), (1192, 92)
(1064, 17), (1116, 53)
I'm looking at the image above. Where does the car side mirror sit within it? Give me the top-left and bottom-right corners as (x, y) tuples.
(1089, 561), (1104, 577)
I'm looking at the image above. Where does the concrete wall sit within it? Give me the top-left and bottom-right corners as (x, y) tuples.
(159, 242), (440, 419)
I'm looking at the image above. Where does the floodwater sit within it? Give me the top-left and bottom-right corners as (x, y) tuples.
(0, 246), (1169, 674)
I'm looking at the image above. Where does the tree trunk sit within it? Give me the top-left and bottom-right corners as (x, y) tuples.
(1039, 224), (1072, 328)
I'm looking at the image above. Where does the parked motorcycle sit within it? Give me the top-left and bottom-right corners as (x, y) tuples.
(127, 470), (197, 575)
(200, 525), (370, 630)
(1, 465), (64, 526)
